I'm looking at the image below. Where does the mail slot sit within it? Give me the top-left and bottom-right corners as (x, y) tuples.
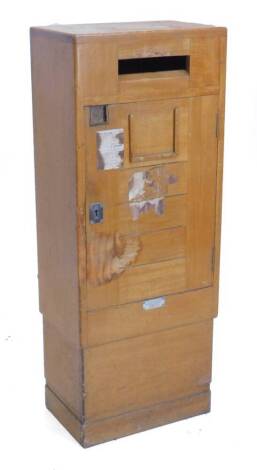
(118, 54), (190, 75)
(31, 20), (227, 447)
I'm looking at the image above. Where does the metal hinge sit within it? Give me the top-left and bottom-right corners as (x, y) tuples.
(211, 246), (216, 273)
(216, 112), (219, 139)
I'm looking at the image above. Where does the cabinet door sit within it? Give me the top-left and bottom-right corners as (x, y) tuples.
(84, 96), (218, 310)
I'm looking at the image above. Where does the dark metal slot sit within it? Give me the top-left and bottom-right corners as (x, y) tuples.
(89, 105), (108, 126)
(118, 55), (190, 75)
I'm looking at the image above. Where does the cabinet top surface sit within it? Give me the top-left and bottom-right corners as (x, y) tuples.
(31, 20), (225, 37)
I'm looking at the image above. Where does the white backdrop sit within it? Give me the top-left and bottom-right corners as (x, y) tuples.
(1, 1), (257, 469)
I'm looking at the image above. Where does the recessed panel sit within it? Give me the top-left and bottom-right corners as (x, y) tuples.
(129, 110), (175, 162)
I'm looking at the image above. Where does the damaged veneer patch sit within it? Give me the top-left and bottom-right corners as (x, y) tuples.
(130, 198), (164, 221)
(88, 232), (141, 286)
(128, 166), (178, 220)
(96, 128), (124, 170)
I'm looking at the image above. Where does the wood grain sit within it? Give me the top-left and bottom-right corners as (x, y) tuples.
(46, 385), (210, 448)
(86, 161), (187, 206)
(86, 95), (218, 308)
(85, 320), (213, 420)
(84, 287), (215, 347)
(84, 99), (189, 171)
(88, 225), (185, 276)
(186, 94), (218, 290)
(30, 30), (83, 417)
(86, 195), (187, 235)
(129, 109), (175, 161)
(87, 257), (186, 310)
(31, 21), (226, 447)
(77, 33), (223, 105)
(35, 21), (222, 36)
(87, 232), (141, 286)
(134, 226), (185, 265)
(212, 34), (227, 313)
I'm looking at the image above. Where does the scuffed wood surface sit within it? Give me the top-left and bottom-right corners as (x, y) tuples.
(31, 21), (226, 447)
(87, 257), (186, 310)
(88, 232), (141, 286)
(86, 161), (188, 206)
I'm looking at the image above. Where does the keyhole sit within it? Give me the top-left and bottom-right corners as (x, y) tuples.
(90, 203), (103, 224)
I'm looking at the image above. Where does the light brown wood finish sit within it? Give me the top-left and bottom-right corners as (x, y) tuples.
(134, 226), (185, 265)
(46, 385), (210, 447)
(87, 256), (186, 310)
(85, 321), (213, 420)
(212, 34), (227, 312)
(84, 287), (214, 347)
(84, 99), (189, 170)
(82, 390), (210, 447)
(31, 21), (226, 447)
(87, 231), (141, 286)
(186, 94), (218, 290)
(128, 108), (177, 161)
(30, 30), (83, 418)
(86, 195), (186, 235)
(37, 21), (219, 35)
(77, 33), (221, 104)
(87, 226), (185, 288)
(85, 95), (218, 309)
(86, 161), (188, 206)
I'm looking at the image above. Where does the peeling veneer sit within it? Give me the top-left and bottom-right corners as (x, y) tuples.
(128, 166), (178, 220)
(128, 166), (178, 202)
(130, 198), (164, 220)
(88, 232), (141, 286)
(96, 128), (124, 170)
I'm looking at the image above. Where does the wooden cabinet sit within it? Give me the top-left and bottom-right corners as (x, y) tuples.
(30, 20), (227, 447)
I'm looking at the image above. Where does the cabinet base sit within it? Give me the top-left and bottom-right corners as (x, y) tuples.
(45, 385), (211, 447)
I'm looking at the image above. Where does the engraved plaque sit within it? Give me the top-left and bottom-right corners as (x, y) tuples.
(143, 297), (166, 310)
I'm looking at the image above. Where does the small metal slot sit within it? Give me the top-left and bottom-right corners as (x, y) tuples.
(89, 203), (104, 224)
(89, 105), (108, 126)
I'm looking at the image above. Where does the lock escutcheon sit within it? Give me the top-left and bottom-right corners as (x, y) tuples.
(89, 202), (104, 224)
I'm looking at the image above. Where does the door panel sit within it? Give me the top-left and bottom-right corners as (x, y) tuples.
(87, 257), (186, 311)
(86, 161), (187, 206)
(128, 107), (177, 162)
(84, 96), (218, 310)
(86, 195), (186, 234)
(85, 98), (189, 171)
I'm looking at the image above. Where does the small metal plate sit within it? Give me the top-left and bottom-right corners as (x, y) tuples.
(143, 296), (166, 310)
(89, 105), (108, 126)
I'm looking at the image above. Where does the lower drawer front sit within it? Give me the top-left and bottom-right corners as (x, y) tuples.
(84, 320), (213, 421)
(83, 287), (214, 347)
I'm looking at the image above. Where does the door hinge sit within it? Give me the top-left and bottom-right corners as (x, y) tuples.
(211, 246), (216, 273)
(215, 112), (219, 139)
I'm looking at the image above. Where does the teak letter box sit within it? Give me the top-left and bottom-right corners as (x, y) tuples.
(30, 20), (227, 447)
